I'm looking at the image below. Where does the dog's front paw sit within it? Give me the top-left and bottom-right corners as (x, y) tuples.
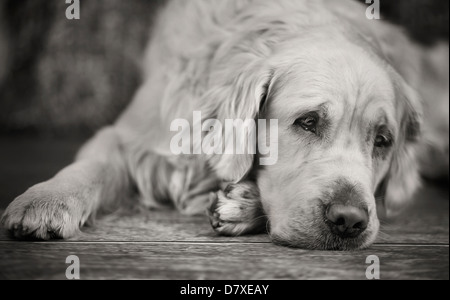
(1, 182), (86, 240)
(207, 183), (266, 236)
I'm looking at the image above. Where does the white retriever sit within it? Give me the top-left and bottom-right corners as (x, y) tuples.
(2, 0), (448, 250)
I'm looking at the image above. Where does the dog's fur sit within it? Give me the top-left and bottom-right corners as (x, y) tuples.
(2, 0), (449, 250)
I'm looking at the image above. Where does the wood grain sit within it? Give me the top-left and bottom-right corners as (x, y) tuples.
(0, 242), (447, 280)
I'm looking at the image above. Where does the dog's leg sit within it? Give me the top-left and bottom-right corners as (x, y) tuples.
(207, 181), (267, 236)
(174, 169), (221, 216)
(128, 146), (223, 216)
(1, 127), (129, 240)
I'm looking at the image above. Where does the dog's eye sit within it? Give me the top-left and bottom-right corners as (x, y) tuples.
(374, 132), (392, 148)
(294, 114), (318, 133)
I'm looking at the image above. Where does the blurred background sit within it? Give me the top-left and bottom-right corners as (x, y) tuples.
(0, 0), (448, 137)
(0, 0), (164, 137)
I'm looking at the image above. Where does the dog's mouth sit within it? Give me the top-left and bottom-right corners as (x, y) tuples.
(265, 204), (378, 250)
(268, 217), (377, 251)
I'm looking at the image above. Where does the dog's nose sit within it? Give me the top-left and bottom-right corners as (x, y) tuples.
(326, 204), (368, 238)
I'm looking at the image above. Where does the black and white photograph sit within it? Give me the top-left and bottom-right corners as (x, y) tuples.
(0, 0), (448, 282)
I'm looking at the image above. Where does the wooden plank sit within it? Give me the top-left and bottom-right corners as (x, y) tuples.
(0, 242), (447, 280)
(377, 184), (449, 244)
(0, 207), (448, 244)
(1, 184), (447, 244)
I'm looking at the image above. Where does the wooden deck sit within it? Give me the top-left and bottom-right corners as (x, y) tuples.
(0, 137), (448, 280)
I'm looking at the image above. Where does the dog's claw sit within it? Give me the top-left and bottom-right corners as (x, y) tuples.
(207, 192), (221, 229)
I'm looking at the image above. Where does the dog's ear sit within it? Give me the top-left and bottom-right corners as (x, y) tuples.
(199, 53), (274, 182)
(382, 76), (423, 216)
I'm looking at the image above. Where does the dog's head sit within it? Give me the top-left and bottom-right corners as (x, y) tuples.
(203, 30), (423, 250)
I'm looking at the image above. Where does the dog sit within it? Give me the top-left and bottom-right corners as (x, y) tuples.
(2, 0), (449, 250)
